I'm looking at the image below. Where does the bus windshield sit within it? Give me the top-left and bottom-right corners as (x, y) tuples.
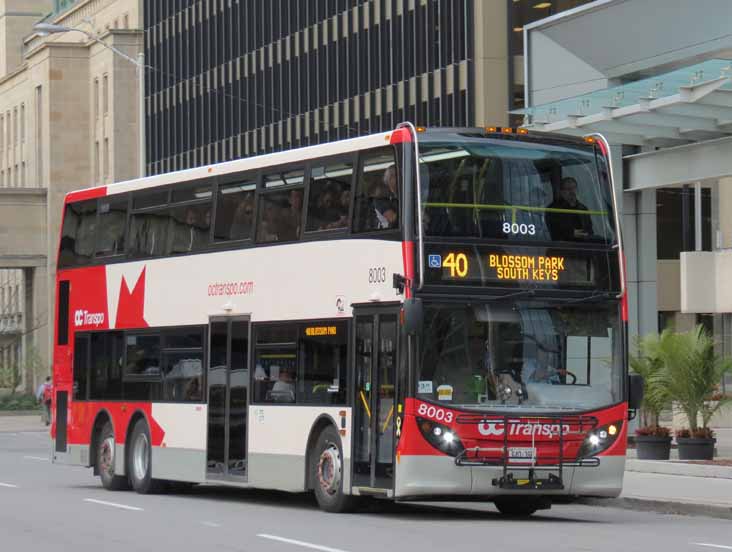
(419, 139), (616, 244)
(417, 301), (623, 412)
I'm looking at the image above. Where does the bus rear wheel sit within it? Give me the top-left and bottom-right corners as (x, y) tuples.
(311, 426), (359, 513)
(97, 422), (129, 491)
(128, 418), (165, 494)
(494, 497), (550, 517)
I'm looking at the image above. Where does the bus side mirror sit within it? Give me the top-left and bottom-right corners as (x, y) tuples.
(402, 298), (423, 336)
(628, 374), (644, 411)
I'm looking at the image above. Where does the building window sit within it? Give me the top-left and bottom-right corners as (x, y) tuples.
(104, 138), (109, 180)
(0, 114), (4, 151)
(35, 86), (42, 187)
(658, 311), (675, 332)
(123, 14), (129, 29)
(20, 104), (25, 142)
(103, 74), (109, 115)
(13, 107), (18, 144)
(21, 162), (25, 187)
(94, 141), (100, 184)
(94, 78), (99, 120)
(657, 188), (712, 260)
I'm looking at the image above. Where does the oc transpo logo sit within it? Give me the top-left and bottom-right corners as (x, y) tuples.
(74, 309), (105, 328)
(478, 421), (571, 437)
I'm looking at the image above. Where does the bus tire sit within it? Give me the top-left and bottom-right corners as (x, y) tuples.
(311, 426), (358, 513)
(494, 497), (549, 517)
(97, 422), (129, 491)
(128, 418), (165, 494)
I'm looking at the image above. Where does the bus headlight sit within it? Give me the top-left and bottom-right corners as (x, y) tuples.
(577, 421), (622, 459)
(416, 417), (464, 457)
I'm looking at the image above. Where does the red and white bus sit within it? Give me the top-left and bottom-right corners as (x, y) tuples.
(51, 124), (641, 515)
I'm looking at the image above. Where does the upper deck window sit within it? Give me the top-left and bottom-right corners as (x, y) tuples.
(95, 197), (127, 258)
(353, 147), (399, 233)
(59, 199), (97, 268)
(306, 160), (353, 232)
(258, 167), (305, 243)
(214, 178), (256, 242)
(419, 140), (615, 245)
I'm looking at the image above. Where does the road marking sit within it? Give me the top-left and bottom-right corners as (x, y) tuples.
(257, 534), (349, 552)
(201, 521), (221, 528)
(83, 498), (143, 511)
(0, 482), (19, 488)
(692, 544), (732, 550)
(24, 455), (48, 461)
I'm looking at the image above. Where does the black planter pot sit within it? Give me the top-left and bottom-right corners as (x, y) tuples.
(676, 437), (716, 460)
(635, 435), (672, 460)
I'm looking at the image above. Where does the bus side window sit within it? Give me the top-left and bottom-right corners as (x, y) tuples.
(95, 197), (128, 258)
(59, 200), (97, 268)
(214, 179), (256, 241)
(306, 160), (354, 232)
(353, 147), (399, 233)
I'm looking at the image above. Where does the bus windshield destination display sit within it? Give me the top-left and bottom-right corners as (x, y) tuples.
(425, 245), (618, 290)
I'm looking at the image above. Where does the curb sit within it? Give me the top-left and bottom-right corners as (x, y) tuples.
(578, 496), (732, 520)
(626, 459), (732, 479)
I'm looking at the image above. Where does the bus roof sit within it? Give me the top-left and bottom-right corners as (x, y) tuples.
(64, 126), (600, 204)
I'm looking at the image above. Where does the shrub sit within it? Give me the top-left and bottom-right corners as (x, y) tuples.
(676, 427), (715, 439)
(0, 393), (39, 411)
(635, 426), (671, 438)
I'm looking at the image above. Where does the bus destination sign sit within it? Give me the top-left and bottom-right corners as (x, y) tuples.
(424, 245), (617, 290)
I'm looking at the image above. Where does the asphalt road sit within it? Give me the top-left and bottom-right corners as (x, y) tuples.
(1, 430), (731, 552)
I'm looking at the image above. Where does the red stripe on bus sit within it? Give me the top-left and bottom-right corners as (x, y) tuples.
(402, 241), (415, 298)
(596, 139), (608, 157)
(390, 128), (412, 144)
(66, 186), (108, 203)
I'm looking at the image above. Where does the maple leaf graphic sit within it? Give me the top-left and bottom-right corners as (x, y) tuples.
(115, 267), (148, 328)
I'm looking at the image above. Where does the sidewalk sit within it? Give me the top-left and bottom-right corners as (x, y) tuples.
(584, 425), (732, 519)
(0, 413), (48, 433)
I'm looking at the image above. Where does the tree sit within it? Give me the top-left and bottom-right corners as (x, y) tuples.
(649, 325), (732, 433)
(629, 332), (670, 428)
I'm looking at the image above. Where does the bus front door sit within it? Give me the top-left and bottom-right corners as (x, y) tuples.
(352, 310), (398, 492)
(206, 317), (250, 481)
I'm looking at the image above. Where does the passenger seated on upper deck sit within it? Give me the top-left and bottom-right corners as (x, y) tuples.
(545, 177), (594, 242)
(229, 195), (254, 240)
(372, 165), (399, 229)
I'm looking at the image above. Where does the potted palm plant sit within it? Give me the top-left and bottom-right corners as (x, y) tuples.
(649, 325), (732, 460)
(630, 333), (672, 460)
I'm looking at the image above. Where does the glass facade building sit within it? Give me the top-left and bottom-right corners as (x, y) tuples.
(144, 1), (475, 175)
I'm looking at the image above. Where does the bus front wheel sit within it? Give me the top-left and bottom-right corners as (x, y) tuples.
(128, 418), (165, 494)
(311, 426), (358, 513)
(97, 422), (129, 491)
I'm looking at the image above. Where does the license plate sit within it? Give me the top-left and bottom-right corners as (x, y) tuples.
(508, 447), (536, 464)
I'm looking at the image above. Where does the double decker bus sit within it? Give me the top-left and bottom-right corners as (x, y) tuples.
(51, 124), (640, 515)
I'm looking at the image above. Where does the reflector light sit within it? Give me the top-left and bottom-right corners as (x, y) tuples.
(486, 126), (497, 133)
(585, 136), (596, 144)
(517, 128), (529, 135)
(416, 126), (426, 133)
(501, 127), (513, 134)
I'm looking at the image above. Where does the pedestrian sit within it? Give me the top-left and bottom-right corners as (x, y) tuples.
(36, 376), (52, 426)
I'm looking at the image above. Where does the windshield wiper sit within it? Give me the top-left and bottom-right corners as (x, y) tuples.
(561, 291), (616, 305)
(486, 289), (536, 301)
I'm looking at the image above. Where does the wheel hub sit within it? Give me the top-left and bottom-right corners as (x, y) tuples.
(133, 432), (149, 481)
(317, 444), (341, 496)
(100, 436), (115, 475)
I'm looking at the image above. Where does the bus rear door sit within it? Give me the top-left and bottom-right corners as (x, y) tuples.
(206, 316), (250, 481)
(352, 307), (398, 494)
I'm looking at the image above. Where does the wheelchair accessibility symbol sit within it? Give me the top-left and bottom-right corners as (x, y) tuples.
(428, 254), (442, 268)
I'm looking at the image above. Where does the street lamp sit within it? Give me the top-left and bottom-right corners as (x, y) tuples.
(34, 22), (147, 177)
